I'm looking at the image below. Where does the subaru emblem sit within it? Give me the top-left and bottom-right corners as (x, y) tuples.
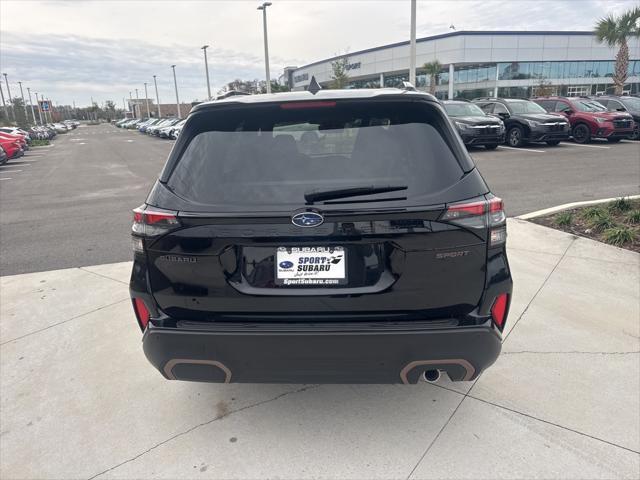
(291, 212), (324, 228)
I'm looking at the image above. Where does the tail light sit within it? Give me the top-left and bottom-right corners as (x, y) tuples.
(132, 298), (150, 330)
(440, 196), (506, 247)
(491, 293), (509, 330)
(132, 205), (180, 252)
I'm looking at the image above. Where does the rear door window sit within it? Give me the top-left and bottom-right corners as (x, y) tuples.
(167, 101), (465, 210)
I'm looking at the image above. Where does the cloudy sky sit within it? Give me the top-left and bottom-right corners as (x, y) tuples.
(0, 0), (633, 107)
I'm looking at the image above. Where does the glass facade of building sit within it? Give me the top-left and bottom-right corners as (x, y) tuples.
(348, 60), (640, 99)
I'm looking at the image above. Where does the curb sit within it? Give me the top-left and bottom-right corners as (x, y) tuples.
(517, 195), (640, 220)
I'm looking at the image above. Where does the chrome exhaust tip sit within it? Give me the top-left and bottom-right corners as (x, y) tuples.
(422, 369), (441, 383)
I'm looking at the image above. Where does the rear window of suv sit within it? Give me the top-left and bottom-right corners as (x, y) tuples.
(166, 100), (465, 209)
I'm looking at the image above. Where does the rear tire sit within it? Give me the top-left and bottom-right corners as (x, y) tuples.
(546, 140), (561, 146)
(485, 143), (499, 150)
(607, 138), (621, 143)
(506, 126), (524, 147)
(572, 124), (591, 144)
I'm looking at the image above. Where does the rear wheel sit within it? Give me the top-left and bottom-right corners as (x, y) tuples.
(607, 138), (621, 143)
(485, 143), (498, 150)
(546, 140), (561, 146)
(506, 126), (524, 147)
(572, 124), (591, 144)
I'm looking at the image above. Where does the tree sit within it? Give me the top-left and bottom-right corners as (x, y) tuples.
(422, 60), (442, 95)
(595, 7), (640, 95)
(104, 100), (116, 120)
(10, 98), (30, 129)
(330, 56), (350, 89)
(533, 78), (556, 97)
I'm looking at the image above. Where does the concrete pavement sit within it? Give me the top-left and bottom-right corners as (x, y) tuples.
(1, 219), (639, 479)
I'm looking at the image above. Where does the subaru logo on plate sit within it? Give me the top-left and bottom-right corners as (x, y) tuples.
(291, 212), (324, 228)
(279, 261), (294, 269)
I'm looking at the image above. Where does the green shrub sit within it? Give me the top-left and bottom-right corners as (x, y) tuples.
(603, 226), (636, 246)
(555, 212), (573, 226)
(608, 197), (632, 213)
(625, 210), (640, 225)
(582, 206), (606, 221)
(588, 212), (615, 232)
(30, 139), (50, 147)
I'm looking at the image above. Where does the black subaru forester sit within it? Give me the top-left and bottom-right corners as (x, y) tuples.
(130, 88), (512, 384)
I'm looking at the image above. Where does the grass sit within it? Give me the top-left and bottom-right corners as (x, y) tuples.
(30, 139), (50, 147)
(608, 197), (633, 213)
(555, 212), (572, 226)
(625, 210), (640, 225)
(603, 226), (636, 246)
(531, 198), (640, 252)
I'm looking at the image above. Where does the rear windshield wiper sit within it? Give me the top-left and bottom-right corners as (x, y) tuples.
(304, 185), (408, 204)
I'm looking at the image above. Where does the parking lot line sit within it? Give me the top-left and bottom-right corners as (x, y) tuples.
(499, 146), (546, 153)
(0, 170), (23, 173)
(562, 143), (610, 149)
(0, 177), (13, 180)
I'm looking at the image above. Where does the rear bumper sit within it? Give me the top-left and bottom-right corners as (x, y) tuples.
(142, 320), (502, 384)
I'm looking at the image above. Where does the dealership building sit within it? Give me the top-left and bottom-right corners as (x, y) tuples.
(282, 31), (640, 98)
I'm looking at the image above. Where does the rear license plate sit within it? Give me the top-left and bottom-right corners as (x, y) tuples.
(276, 246), (347, 286)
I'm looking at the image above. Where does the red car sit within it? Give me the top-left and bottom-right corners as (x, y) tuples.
(532, 96), (634, 143)
(0, 135), (24, 160)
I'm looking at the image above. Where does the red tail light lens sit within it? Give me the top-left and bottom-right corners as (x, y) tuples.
(491, 293), (509, 330)
(132, 298), (150, 330)
(132, 206), (180, 237)
(441, 196), (506, 246)
(280, 101), (337, 109)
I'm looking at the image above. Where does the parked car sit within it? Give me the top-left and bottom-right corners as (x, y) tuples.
(147, 118), (180, 136)
(0, 145), (7, 165)
(52, 123), (70, 133)
(531, 96), (634, 143)
(589, 95), (640, 140)
(472, 97), (570, 147)
(0, 132), (28, 151)
(130, 88), (513, 384)
(138, 118), (161, 133)
(0, 135), (24, 160)
(0, 127), (31, 143)
(443, 100), (504, 150)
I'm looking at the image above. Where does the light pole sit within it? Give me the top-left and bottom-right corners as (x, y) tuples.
(201, 45), (212, 100)
(153, 75), (162, 118)
(3, 73), (14, 120)
(34, 92), (44, 124)
(129, 91), (134, 118)
(257, 2), (272, 94)
(18, 81), (29, 124)
(135, 88), (140, 118)
(144, 82), (151, 118)
(171, 65), (181, 117)
(409, 0), (417, 86)
(26, 87), (37, 125)
(0, 81), (8, 121)
(122, 97), (126, 116)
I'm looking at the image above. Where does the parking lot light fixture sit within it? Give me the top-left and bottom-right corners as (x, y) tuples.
(153, 75), (162, 118)
(3, 73), (14, 121)
(18, 81), (30, 125)
(171, 65), (181, 118)
(0, 81), (8, 121)
(201, 45), (212, 101)
(257, 2), (272, 94)
(26, 87), (37, 125)
(34, 92), (44, 124)
(409, 0), (416, 86)
(144, 83), (151, 118)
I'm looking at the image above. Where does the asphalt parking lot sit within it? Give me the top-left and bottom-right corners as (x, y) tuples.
(0, 123), (638, 276)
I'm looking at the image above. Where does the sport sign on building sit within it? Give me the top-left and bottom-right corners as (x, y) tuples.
(39, 100), (50, 111)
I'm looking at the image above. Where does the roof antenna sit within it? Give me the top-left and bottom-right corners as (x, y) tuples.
(402, 81), (417, 91)
(308, 76), (322, 95)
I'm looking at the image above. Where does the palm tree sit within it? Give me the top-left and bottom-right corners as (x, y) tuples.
(422, 60), (442, 95)
(595, 7), (640, 95)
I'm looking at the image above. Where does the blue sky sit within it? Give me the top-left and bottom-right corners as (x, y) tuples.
(0, 0), (634, 107)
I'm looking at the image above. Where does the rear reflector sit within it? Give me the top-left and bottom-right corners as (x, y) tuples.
(491, 293), (509, 330)
(280, 101), (337, 109)
(132, 298), (150, 330)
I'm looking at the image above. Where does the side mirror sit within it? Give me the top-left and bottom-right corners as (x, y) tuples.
(616, 107), (627, 112)
(498, 112), (510, 119)
(563, 110), (574, 115)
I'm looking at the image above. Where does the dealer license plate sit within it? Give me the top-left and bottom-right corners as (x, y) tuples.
(275, 246), (347, 286)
